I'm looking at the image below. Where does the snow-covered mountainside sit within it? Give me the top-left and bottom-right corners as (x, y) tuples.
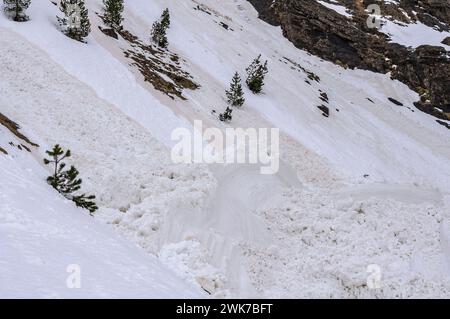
(255, 0), (450, 121)
(0, 118), (201, 299)
(1, 0), (450, 298)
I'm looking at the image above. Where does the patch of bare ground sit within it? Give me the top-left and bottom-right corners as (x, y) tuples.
(119, 29), (199, 100)
(0, 112), (39, 155)
(98, 18), (199, 100)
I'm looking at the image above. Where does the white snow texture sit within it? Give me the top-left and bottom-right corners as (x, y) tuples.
(1, 0), (450, 298)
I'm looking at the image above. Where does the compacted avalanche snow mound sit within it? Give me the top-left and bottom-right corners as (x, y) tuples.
(246, 187), (450, 298)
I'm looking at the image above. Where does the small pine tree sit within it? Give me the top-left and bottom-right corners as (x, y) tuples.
(226, 72), (245, 107)
(219, 107), (233, 122)
(44, 144), (98, 214)
(160, 8), (170, 29)
(103, 0), (124, 30)
(246, 54), (268, 94)
(3, 0), (31, 22)
(151, 21), (168, 48)
(151, 8), (170, 48)
(57, 0), (91, 42)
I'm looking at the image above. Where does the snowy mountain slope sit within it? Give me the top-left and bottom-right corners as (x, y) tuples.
(0, 1), (191, 146)
(260, 0), (450, 121)
(1, 0), (450, 298)
(0, 24), (213, 297)
(0, 117), (202, 298)
(123, 0), (450, 189)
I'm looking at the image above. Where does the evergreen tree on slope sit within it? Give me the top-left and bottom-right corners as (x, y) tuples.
(219, 107), (233, 122)
(103, 0), (124, 30)
(160, 8), (170, 29)
(246, 55), (268, 94)
(151, 20), (168, 48)
(44, 144), (98, 214)
(58, 0), (91, 42)
(3, 0), (31, 22)
(226, 72), (245, 107)
(151, 8), (171, 48)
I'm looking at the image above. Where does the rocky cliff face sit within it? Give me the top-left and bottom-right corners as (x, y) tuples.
(248, 0), (450, 119)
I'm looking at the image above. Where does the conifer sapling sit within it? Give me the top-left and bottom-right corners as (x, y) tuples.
(57, 0), (91, 42)
(151, 21), (167, 48)
(151, 8), (171, 48)
(246, 54), (268, 94)
(44, 144), (98, 214)
(226, 72), (245, 107)
(3, 0), (31, 22)
(103, 0), (124, 30)
(219, 107), (233, 122)
(160, 8), (170, 29)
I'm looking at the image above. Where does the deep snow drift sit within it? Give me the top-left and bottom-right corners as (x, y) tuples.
(1, 0), (450, 298)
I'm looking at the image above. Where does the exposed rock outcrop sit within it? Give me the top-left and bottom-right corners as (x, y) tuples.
(392, 45), (450, 115)
(248, 0), (450, 120)
(247, 0), (279, 26)
(0, 112), (38, 147)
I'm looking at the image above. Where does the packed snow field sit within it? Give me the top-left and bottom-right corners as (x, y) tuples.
(1, 0), (450, 298)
